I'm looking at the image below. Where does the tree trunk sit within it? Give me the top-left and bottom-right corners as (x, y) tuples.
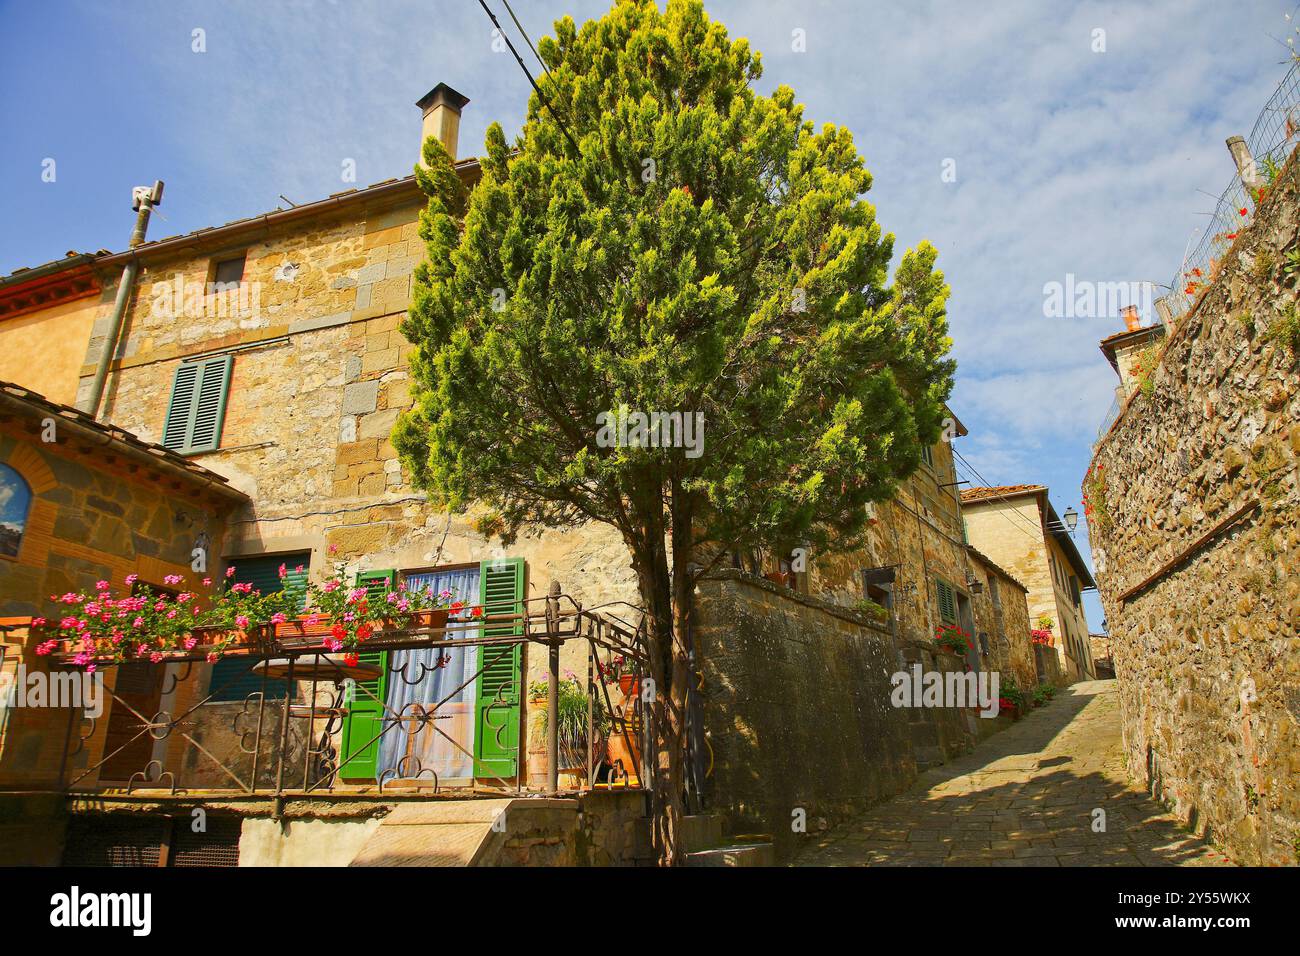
(626, 518), (686, 864)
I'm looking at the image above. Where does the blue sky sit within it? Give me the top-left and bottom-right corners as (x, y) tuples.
(2, 0), (1296, 630)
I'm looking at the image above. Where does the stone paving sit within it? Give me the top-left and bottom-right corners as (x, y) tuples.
(795, 680), (1234, 867)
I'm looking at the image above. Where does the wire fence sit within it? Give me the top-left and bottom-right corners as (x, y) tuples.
(1162, 62), (1300, 323)
(1097, 62), (1300, 448)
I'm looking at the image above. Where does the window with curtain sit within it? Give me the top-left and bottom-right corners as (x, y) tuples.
(377, 567), (481, 784)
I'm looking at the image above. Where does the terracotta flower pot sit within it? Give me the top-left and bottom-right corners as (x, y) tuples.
(605, 722), (642, 786)
(51, 625), (267, 664)
(617, 674), (639, 698)
(273, 609), (450, 652)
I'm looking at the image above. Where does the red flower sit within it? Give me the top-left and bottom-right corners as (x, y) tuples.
(331, 623), (347, 640)
(357, 623), (373, 641)
(344, 653), (359, 667)
(450, 600), (465, 615)
(1239, 207), (1248, 216)
(470, 605), (484, 618)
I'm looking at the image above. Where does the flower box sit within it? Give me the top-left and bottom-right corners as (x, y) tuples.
(45, 625), (271, 666)
(272, 609), (450, 653)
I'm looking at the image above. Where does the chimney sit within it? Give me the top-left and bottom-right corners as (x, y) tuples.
(1121, 304), (1141, 332)
(416, 83), (470, 165)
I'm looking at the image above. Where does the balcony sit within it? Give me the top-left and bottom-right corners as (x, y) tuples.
(0, 593), (652, 803)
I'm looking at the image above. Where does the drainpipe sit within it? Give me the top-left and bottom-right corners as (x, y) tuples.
(83, 180), (163, 419)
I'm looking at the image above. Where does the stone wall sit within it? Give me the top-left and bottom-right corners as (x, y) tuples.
(962, 496), (1094, 681)
(1086, 149), (1300, 865)
(0, 426), (234, 791)
(694, 571), (992, 860)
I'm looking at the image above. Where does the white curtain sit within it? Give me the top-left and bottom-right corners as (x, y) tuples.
(378, 568), (480, 783)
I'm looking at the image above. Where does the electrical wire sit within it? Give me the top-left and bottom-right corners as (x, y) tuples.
(474, 0), (581, 155)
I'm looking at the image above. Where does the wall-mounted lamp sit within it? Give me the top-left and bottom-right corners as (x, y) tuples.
(1063, 507), (1079, 535)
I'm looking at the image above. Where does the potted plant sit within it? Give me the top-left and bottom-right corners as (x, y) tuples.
(933, 623), (973, 657)
(34, 560), (455, 669)
(997, 678), (1028, 718)
(527, 675), (609, 788)
(36, 572), (278, 668)
(275, 562), (453, 652)
(597, 653), (639, 699)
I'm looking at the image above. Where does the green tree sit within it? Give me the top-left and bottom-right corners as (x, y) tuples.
(395, 0), (955, 864)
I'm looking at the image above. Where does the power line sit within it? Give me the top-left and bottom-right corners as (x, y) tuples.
(950, 450), (1048, 544)
(474, 0), (581, 155)
(501, 0), (550, 78)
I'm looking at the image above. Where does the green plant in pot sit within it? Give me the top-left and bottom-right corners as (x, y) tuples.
(529, 676), (611, 773)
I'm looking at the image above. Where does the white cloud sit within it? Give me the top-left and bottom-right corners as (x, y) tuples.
(2, 0), (1292, 559)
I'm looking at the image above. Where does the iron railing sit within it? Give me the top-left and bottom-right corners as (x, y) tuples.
(38, 591), (654, 803)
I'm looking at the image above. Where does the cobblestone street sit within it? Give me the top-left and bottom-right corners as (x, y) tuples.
(795, 680), (1234, 867)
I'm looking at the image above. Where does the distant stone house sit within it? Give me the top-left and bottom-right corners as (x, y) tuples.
(0, 382), (245, 792)
(961, 484), (1097, 683)
(0, 82), (1046, 864)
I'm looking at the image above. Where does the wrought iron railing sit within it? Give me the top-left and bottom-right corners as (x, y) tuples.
(34, 589), (653, 802)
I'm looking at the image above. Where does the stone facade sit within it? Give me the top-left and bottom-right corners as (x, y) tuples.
(808, 430), (1038, 694)
(0, 395), (243, 792)
(1086, 149), (1300, 865)
(962, 487), (1095, 681)
(966, 548), (1037, 693)
(694, 570), (1001, 860)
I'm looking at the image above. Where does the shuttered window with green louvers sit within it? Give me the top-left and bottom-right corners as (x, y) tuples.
(473, 558), (525, 779)
(162, 355), (233, 455)
(338, 569), (395, 781)
(206, 553), (309, 703)
(936, 578), (958, 625)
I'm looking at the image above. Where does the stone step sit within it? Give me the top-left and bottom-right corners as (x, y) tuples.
(914, 745), (945, 769)
(684, 842), (776, 867)
(680, 813), (725, 852)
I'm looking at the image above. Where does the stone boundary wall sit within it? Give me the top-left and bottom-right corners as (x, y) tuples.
(694, 570), (983, 860)
(1087, 149), (1300, 865)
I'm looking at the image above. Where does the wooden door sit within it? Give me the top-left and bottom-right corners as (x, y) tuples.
(100, 662), (164, 782)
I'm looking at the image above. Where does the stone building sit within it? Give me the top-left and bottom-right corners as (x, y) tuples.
(1085, 146), (1300, 866)
(0, 82), (1046, 864)
(1099, 305), (1167, 402)
(0, 381), (245, 794)
(960, 485), (1096, 682)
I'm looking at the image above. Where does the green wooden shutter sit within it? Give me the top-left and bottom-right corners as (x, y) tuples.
(474, 558), (524, 779)
(339, 570), (394, 781)
(281, 566), (308, 613)
(207, 552), (309, 702)
(936, 579), (957, 625)
(162, 355), (233, 454)
(162, 363), (199, 449)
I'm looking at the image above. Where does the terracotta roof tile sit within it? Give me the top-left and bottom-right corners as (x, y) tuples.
(959, 484), (1047, 504)
(0, 380), (247, 500)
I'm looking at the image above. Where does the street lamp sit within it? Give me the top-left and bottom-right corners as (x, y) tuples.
(1063, 507), (1079, 534)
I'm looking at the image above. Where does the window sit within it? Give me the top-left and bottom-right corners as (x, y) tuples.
(211, 254), (246, 291)
(935, 578), (957, 625)
(920, 444), (934, 468)
(206, 552), (309, 703)
(1070, 575), (1081, 608)
(162, 355), (233, 454)
(337, 558), (527, 784)
(0, 463), (32, 559)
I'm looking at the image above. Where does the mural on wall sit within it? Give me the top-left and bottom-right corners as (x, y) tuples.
(0, 463), (31, 558)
